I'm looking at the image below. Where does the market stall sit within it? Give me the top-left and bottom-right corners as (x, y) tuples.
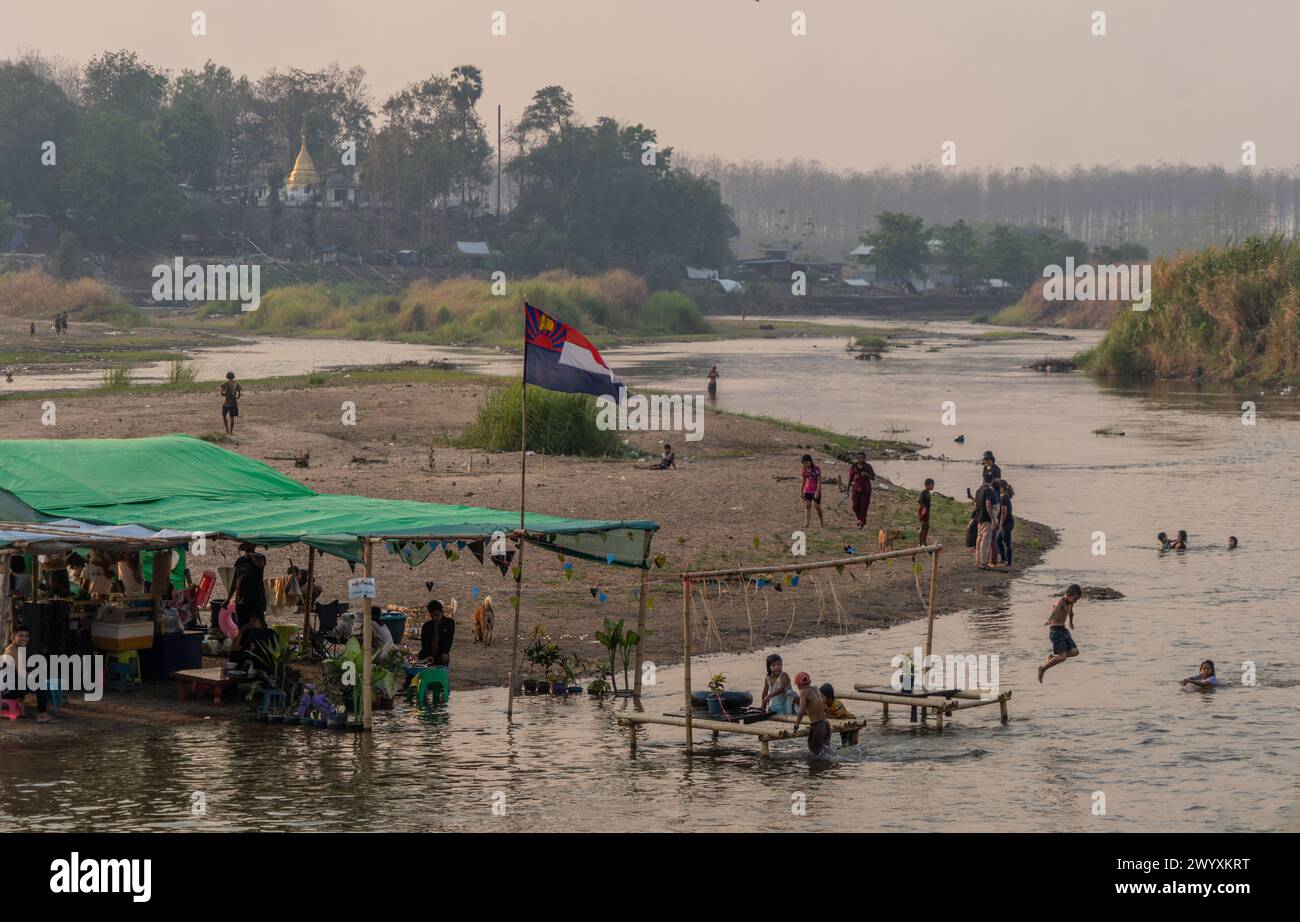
(0, 435), (659, 729)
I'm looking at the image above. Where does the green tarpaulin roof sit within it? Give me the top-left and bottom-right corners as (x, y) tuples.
(0, 436), (657, 566)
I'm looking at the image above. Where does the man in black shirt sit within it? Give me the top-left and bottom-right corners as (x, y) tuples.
(418, 599), (455, 666)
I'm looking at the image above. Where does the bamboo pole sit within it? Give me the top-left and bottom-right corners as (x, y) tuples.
(681, 576), (692, 754)
(924, 547), (940, 659)
(683, 544), (941, 581)
(837, 689), (956, 710)
(631, 527), (647, 691)
(0, 551), (12, 649)
(362, 538), (373, 731)
(301, 546), (316, 648)
(506, 536), (523, 720)
(507, 325), (529, 722)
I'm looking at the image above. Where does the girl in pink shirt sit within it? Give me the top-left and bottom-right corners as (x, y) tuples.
(800, 454), (824, 527)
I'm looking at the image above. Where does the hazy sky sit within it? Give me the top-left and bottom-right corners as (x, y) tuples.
(6, 0), (1299, 171)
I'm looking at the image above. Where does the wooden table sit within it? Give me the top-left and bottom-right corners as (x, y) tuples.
(172, 667), (243, 705)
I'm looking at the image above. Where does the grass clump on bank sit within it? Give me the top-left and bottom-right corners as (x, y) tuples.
(0, 267), (123, 319)
(242, 271), (711, 346)
(457, 381), (627, 457)
(1083, 237), (1300, 383)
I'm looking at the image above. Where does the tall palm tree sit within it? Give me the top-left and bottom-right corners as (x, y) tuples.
(449, 65), (484, 206)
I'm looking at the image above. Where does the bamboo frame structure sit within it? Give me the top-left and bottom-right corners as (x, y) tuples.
(667, 545), (943, 754)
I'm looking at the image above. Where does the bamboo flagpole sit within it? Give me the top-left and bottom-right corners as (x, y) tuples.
(506, 309), (529, 721)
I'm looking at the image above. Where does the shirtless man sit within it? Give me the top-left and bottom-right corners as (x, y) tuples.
(791, 671), (831, 754)
(1038, 584), (1082, 683)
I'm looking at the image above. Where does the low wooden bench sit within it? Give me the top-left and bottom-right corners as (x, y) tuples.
(172, 667), (244, 705)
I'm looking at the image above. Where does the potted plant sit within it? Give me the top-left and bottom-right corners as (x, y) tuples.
(524, 627), (562, 694)
(898, 652), (915, 693)
(707, 673), (728, 716)
(617, 626), (649, 696)
(594, 618), (624, 693)
(586, 675), (612, 697)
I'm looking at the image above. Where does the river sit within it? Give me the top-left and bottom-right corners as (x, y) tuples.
(2, 318), (1297, 832)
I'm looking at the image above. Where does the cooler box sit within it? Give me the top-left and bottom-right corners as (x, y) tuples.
(91, 621), (156, 651)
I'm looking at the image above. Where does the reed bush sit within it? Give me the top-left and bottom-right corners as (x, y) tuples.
(457, 381), (627, 457)
(1085, 237), (1300, 382)
(0, 267), (120, 317)
(242, 271), (708, 344)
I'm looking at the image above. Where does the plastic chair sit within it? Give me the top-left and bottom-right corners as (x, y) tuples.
(257, 688), (288, 715)
(0, 699), (20, 720)
(107, 650), (142, 686)
(408, 666), (451, 705)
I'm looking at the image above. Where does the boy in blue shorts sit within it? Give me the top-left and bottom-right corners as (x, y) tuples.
(1038, 584), (1081, 683)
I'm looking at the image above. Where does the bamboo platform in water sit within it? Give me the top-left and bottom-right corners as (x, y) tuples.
(616, 712), (866, 758)
(843, 684), (1012, 729)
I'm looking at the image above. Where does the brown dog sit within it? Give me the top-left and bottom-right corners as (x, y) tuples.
(472, 595), (495, 646)
(877, 529), (902, 553)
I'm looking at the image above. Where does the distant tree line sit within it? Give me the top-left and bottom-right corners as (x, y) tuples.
(0, 50), (737, 283)
(679, 155), (1300, 259)
(859, 213), (1149, 288)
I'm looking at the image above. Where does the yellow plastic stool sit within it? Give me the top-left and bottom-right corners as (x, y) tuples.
(107, 650), (142, 685)
(272, 624), (298, 650)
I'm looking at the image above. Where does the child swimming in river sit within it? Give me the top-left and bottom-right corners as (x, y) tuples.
(1180, 660), (1218, 688)
(761, 653), (797, 714)
(1171, 530), (1188, 550)
(820, 682), (859, 746)
(1157, 532), (1172, 550)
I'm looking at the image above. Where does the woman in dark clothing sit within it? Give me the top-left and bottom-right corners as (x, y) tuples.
(847, 452), (875, 529)
(230, 615), (275, 670)
(995, 480), (1015, 567)
(418, 599), (455, 665)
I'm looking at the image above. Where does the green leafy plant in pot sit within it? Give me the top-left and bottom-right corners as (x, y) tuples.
(594, 618), (624, 693)
(523, 626), (562, 695)
(707, 673), (728, 716)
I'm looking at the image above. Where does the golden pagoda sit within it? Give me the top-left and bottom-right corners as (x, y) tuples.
(286, 128), (319, 192)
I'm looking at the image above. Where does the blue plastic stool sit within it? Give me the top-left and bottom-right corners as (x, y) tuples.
(107, 662), (136, 692)
(257, 688), (288, 715)
(107, 650), (142, 686)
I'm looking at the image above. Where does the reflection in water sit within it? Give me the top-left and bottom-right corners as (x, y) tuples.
(2, 319), (1298, 831)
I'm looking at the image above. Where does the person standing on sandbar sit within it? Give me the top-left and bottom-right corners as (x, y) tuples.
(220, 371), (242, 435)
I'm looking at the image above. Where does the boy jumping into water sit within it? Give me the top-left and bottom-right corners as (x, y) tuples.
(1038, 584), (1082, 683)
(791, 671), (831, 754)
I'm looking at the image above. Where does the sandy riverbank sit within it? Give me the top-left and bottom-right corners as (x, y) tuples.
(0, 371), (1054, 739)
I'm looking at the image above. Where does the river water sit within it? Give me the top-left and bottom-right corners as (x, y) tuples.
(3, 319), (1297, 832)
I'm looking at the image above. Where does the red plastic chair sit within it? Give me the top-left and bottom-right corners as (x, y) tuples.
(195, 570), (217, 609)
